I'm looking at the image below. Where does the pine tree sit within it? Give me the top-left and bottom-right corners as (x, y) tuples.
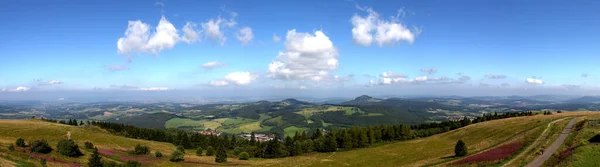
(454, 140), (468, 157)
(292, 141), (303, 156)
(250, 132), (256, 145)
(324, 134), (337, 152)
(88, 148), (103, 167)
(215, 145), (227, 163)
(312, 128), (323, 140)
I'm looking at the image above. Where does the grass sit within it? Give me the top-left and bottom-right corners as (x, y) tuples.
(553, 114), (600, 167)
(283, 126), (308, 137)
(263, 116), (284, 126)
(267, 112), (596, 167)
(222, 117), (256, 126)
(295, 106), (360, 118)
(164, 118), (205, 129)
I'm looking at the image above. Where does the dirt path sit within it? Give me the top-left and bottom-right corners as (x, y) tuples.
(524, 118), (578, 167)
(501, 117), (568, 167)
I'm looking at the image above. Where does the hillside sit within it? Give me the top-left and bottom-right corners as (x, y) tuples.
(2, 112), (598, 167)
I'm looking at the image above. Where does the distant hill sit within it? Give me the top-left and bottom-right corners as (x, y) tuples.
(341, 95), (382, 105)
(109, 113), (178, 129)
(567, 96), (600, 103)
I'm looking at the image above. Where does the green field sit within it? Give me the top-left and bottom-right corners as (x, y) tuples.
(283, 126), (309, 137)
(295, 106), (361, 118)
(164, 118), (205, 129)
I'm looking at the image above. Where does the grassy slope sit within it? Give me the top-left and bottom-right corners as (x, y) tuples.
(268, 112), (596, 167)
(555, 113), (600, 167)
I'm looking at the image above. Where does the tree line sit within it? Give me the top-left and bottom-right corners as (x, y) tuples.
(46, 111), (534, 160)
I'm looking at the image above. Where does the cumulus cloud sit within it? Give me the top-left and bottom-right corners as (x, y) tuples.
(235, 27), (254, 45)
(38, 80), (63, 86)
(117, 16), (182, 55)
(485, 74), (507, 79)
(224, 72), (255, 85)
(267, 29), (339, 82)
(3, 86), (30, 92)
(57, 97), (65, 101)
(414, 76), (428, 82)
(201, 13), (237, 46)
(525, 78), (544, 84)
(582, 73), (590, 78)
(181, 22), (201, 44)
(202, 61), (226, 70)
(351, 5), (418, 47)
(209, 80), (229, 87)
(273, 34), (281, 42)
(429, 76), (450, 81)
(420, 67), (437, 74)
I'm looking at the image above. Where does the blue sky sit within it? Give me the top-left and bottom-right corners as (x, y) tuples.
(1, 0), (600, 100)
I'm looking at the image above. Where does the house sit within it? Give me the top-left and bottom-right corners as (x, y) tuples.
(201, 130), (221, 136)
(241, 133), (274, 142)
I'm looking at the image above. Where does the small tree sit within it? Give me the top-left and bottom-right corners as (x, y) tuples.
(454, 140), (468, 157)
(40, 158), (47, 167)
(215, 146), (227, 163)
(88, 148), (103, 167)
(154, 151), (163, 157)
(57, 140), (83, 157)
(133, 144), (149, 155)
(176, 145), (186, 154)
(238, 152), (250, 160)
(16, 138), (26, 147)
(8, 144), (15, 151)
(206, 146), (215, 156)
(124, 160), (142, 167)
(84, 141), (94, 149)
(30, 140), (53, 154)
(196, 148), (203, 156)
(169, 150), (185, 162)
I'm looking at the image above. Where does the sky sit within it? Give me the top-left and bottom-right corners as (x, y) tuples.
(1, 0), (600, 100)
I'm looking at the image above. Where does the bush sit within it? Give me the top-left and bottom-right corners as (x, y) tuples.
(239, 152), (250, 160)
(455, 140), (468, 157)
(84, 141), (94, 149)
(57, 140), (83, 157)
(30, 140), (53, 154)
(215, 147), (227, 163)
(8, 144), (15, 151)
(206, 146), (215, 156)
(133, 144), (149, 155)
(154, 151), (163, 157)
(169, 150), (185, 162)
(196, 148), (203, 156)
(124, 160), (142, 167)
(88, 148), (103, 167)
(16, 138), (26, 147)
(176, 145), (185, 154)
(40, 158), (47, 167)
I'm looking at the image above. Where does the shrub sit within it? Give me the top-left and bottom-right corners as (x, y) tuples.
(196, 148), (203, 156)
(16, 138), (26, 147)
(84, 141), (94, 149)
(215, 147), (227, 163)
(88, 148), (103, 167)
(133, 144), (149, 155)
(154, 151), (163, 157)
(169, 150), (185, 162)
(8, 144), (15, 151)
(455, 140), (468, 157)
(124, 160), (142, 167)
(103, 161), (119, 167)
(30, 140), (53, 154)
(57, 140), (83, 157)
(40, 158), (47, 167)
(239, 152), (250, 160)
(206, 146), (215, 156)
(176, 145), (185, 154)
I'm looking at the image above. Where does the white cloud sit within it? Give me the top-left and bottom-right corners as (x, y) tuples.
(117, 16), (180, 55)
(139, 87), (170, 91)
(235, 27), (254, 45)
(485, 74), (507, 79)
(267, 29), (338, 82)
(224, 72), (255, 85)
(420, 67), (437, 74)
(273, 34), (281, 42)
(526, 78), (544, 84)
(209, 80), (230, 87)
(299, 86), (307, 89)
(351, 6), (417, 47)
(5, 86), (30, 92)
(181, 22), (201, 44)
(38, 80), (63, 86)
(415, 76), (428, 82)
(201, 14), (237, 46)
(110, 84), (138, 89)
(57, 98), (65, 101)
(202, 61), (226, 69)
